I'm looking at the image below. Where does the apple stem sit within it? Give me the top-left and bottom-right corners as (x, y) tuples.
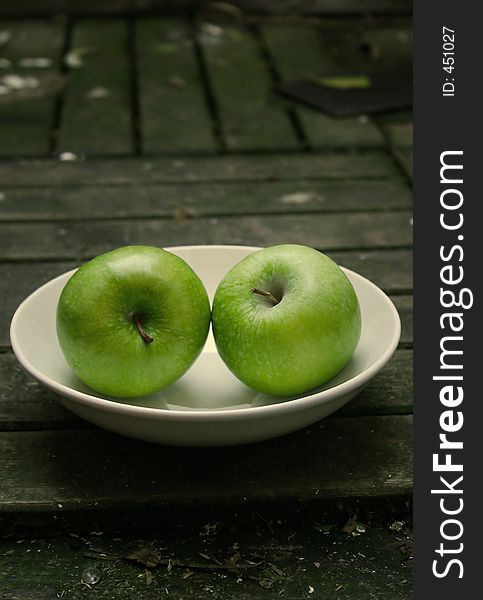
(133, 314), (154, 344)
(251, 287), (280, 306)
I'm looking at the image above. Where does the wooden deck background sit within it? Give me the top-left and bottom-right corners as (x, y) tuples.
(0, 13), (413, 513)
(0, 10), (413, 599)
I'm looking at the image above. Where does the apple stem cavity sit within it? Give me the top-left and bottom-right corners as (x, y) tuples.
(133, 314), (154, 344)
(251, 287), (280, 306)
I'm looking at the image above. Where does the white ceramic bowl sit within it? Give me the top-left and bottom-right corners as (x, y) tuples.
(10, 245), (400, 446)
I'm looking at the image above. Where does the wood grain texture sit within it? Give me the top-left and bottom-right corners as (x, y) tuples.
(0, 352), (83, 431)
(0, 179), (411, 221)
(0, 211), (413, 260)
(0, 20), (64, 157)
(0, 254), (411, 347)
(0, 415), (412, 516)
(198, 24), (299, 151)
(0, 152), (398, 186)
(261, 24), (384, 149)
(136, 17), (216, 153)
(0, 1), (413, 17)
(384, 122), (413, 148)
(329, 249), (412, 295)
(392, 295), (412, 346)
(321, 26), (412, 76)
(0, 348), (412, 430)
(57, 19), (133, 156)
(340, 349), (411, 416)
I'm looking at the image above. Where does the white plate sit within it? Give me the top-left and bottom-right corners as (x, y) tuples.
(10, 245), (401, 446)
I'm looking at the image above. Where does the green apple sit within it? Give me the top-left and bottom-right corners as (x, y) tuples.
(212, 244), (361, 396)
(57, 246), (210, 398)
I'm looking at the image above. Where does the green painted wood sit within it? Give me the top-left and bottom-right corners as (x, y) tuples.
(377, 110), (413, 124)
(382, 122), (412, 181)
(323, 26), (412, 76)
(0, 352), (83, 431)
(261, 25), (384, 149)
(0, 152), (398, 186)
(329, 249), (412, 295)
(136, 18), (216, 153)
(57, 19), (133, 156)
(0, 254), (411, 348)
(0, 211), (413, 261)
(392, 295), (412, 347)
(0, 179), (411, 221)
(394, 147), (412, 180)
(340, 349), (411, 416)
(0, 20), (64, 157)
(198, 24), (298, 151)
(0, 1), (413, 17)
(0, 0), (412, 17)
(0, 347), (411, 430)
(0, 415), (412, 514)
(0, 260), (77, 347)
(384, 122), (412, 148)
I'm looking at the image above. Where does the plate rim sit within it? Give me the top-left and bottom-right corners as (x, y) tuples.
(10, 244), (401, 421)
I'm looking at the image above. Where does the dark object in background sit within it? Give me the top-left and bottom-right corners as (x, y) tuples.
(275, 70), (412, 117)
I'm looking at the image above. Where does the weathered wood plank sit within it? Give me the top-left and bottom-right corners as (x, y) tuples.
(136, 18), (216, 153)
(340, 349), (411, 416)
(0, 254), (411, 347)
(198, 23), (299, 151)
(384, 122), (412, 148)
(0, 179), (411, 221)
(391, 295), (412, 346)
(0, 152), (398, 186)
(0, 415), (412, 515)
(383, 122), (412, 181)
(323, 26), (412, 76)
(394, 147), (412, 180)
(0, 260), (77, 347)
(0, 352), (83, 431)
(0, 1), (413, 17)
(0, 20), (64, 157)
(0, 348), (411, 430)
(57, 19), (133, 156)
(329, 249), (412, 295)
(0, 211), (413, 260)
(261, 25), (384, 148)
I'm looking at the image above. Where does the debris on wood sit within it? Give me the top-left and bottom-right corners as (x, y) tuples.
(0, 73), (65, 103)
(353, 523), (367, 537)
(168, 76), (187, 89)
(258, 577), (274, 589)
(341, 515), (358, 534)
(268, 562), (285, 577)
(390, 520), (405, 532)
(0, 74), (39, 90)
(85, 86), (110, 99)
(59, 152), (80, 162)
(277, 191), (318, 205)
(65, 47), (94, 69)
(312, 75), (372, 90)
(125, 545), (162, 569)
(314, 523), (335, 534)
(81, 567), (100, 587)
(19, 57), (52, 69)
(199, 522), (222, 537)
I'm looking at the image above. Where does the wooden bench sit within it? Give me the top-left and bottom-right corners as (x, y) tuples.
(0, 12), (413, 598)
